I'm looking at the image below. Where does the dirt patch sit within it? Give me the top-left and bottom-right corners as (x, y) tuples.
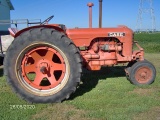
(31, 103), (98, 120)
(128, 88), (155, 96)
(133, 107), (160, 120)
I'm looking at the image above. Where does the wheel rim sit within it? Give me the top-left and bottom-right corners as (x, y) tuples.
(135, 66), (152, 84)
(15, 42), (70, 96)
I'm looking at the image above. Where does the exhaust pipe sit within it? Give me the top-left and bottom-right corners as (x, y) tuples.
(99, 0), (102, 28)
(87, 3), (94, 28)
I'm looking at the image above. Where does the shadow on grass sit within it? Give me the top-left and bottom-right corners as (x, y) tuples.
(0, 64), (127, 101)
(69, 66), (127, 100)
(0, 67), (3, 76)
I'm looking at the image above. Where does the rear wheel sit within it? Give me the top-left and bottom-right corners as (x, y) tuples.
(127, 60), (156, 85)
(4, 28), (82, 103)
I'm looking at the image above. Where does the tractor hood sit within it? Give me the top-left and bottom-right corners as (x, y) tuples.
(66, 25), (133, 47)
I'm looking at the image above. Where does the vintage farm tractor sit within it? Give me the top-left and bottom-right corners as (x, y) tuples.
(2, 1), (156, 103)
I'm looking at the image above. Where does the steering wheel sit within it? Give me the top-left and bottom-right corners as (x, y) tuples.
(40, 15), (54, 25)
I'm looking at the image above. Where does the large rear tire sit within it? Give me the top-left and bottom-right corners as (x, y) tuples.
(4, 28), (82, 103)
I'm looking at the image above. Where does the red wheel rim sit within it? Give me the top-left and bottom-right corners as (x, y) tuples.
(21, 46), (66, 90)
(135, 66), (152, 84)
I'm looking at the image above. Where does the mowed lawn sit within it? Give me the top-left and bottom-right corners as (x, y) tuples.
(0, 33), (160, 120)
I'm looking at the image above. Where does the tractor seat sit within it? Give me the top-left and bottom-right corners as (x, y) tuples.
(8, 28), (19, 37)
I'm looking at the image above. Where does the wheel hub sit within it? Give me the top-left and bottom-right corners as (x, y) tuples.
(21, 46), (67, 90)
(38, 61), (50, 74)
(140, 72), (147, 79)
(135, 66), (152, 83)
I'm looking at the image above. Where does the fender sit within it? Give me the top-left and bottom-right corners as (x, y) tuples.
(14, 24), (66, 38)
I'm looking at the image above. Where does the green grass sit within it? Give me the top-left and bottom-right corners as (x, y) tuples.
(134, 33), (160, 53)
(0, 33), (160, 120)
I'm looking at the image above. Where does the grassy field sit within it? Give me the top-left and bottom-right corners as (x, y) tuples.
(134, 32), (160, 53)
(0, 33), (160, 120)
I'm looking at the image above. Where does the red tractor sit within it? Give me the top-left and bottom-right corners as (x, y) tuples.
(4, 1), (156, 103)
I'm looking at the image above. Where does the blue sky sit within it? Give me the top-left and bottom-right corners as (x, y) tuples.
(10, 0), (160, 30)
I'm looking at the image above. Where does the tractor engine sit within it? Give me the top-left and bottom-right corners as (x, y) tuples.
(81, 38), (122, 70)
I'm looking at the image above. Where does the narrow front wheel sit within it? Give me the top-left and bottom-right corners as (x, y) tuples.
(128, 60), (156, 85)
